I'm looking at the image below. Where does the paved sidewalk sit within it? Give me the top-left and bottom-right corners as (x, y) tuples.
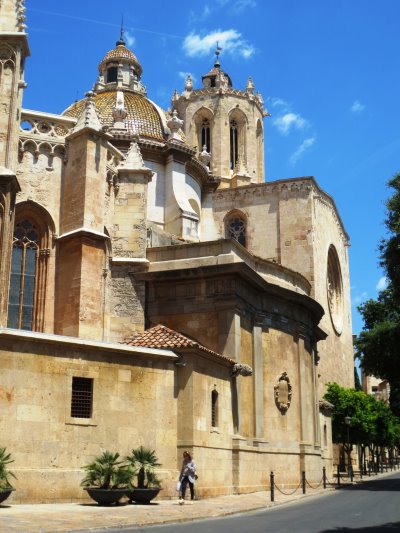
(0, 471), (395, 533)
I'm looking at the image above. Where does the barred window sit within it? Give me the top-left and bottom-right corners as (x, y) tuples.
(71, 377), (93, 419)
(211, 389), (219, 428)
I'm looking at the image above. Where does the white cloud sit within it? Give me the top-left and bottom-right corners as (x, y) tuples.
(350, 100), (365, 113)
(233, 0), (257, 11)
(125, 31), (135, 47)
(188, 5), (211, 25)
(376, 276), (388, 291)
(178, 71), (197, 84)
(352, 291), (368, 306)
(290, 137), (315, 164)
(273, 112), (309, 136)
(269, 97), (290, 110)
(217, 0), (256, 11)
(183, 29), (255, 59)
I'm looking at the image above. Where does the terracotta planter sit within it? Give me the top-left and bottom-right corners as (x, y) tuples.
(0, 488), (15, 505)
(126, 487), (161, 504)
(85, 488), (127, 505)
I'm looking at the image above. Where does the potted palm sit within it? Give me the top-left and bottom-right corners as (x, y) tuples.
(0, 447), (16, 505)
(126, 446), (162, 504)
(81, 450), (132, 505)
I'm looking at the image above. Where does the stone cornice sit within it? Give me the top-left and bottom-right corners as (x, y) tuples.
(0, 328), (177, 360)
(213, 176), (350, 245)
(56, 227), (110, 242)
(176, 87), (265, 114)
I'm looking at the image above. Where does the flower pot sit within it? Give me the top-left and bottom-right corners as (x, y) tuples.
(126, 487), (161, 504)
(0, 488), (15, 505)
(85, 488), (127, 505)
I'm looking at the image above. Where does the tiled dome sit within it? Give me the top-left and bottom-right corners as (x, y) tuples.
(63, 90), (165, 141)
(99, 44), (142, 75)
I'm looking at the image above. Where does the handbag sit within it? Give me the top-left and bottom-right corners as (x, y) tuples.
(176, 481), (181, 492)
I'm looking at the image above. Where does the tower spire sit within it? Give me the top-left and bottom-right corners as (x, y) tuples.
(215, 42), (222, 66)
(116, 15), (125, 46)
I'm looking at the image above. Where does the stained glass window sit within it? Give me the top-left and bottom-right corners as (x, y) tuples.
(227, 217), (246, 247)
(7, 219), (39, 330)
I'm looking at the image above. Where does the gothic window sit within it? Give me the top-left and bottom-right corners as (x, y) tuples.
(7, 207), (51, 332)
(201, 119), (211, 153)
(256, 120), (263, 179)
(230, 119), (238, 169)
(211, 389), (219, 428)
(226, 216), (246, 247)
(7, 220), (39, 330)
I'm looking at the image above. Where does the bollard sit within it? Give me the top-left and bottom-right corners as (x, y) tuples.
(302, 471), (306, 494)
(381, 462), (383, 474)
(350, 465), (354, 483)
(368, 463), (371, 477)
(337, 464), (340, 487)
(323, 466), (327, 489)
(270, 471), (275, 502)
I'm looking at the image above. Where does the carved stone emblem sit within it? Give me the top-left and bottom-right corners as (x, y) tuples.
(274, 372), (292, 414)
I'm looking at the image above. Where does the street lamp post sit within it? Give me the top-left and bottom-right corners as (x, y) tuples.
(345, 416), (352, 481)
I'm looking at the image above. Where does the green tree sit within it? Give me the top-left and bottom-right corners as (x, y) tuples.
(355, 173), (400, 415)
(324, 382), (400, 470)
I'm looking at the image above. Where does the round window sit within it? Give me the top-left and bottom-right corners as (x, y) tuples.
(326, 245), (344, 335)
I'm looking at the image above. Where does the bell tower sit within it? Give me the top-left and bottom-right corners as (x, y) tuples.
(172, 47), (269, 188)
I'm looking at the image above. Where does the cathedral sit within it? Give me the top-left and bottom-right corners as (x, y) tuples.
(0, 0), (354, 502)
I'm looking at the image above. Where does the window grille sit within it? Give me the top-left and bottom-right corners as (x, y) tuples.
(71, 377), (93, 419)
(227, 217), (246, 247)
(211, 389), (218, 427)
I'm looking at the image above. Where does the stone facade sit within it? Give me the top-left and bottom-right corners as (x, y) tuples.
(0, 2), (353, 503)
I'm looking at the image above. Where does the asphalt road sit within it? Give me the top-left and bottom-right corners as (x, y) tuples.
(108, 472), (400, 533)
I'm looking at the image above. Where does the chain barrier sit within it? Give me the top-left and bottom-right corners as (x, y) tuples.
(305, 476), (324, 489)
(273, 480), (302, 496)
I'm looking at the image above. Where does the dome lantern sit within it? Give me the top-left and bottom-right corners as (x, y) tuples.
(95, 33), (146, 95)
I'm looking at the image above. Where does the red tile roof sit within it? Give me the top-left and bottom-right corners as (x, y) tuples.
(123, 324), (235, 365)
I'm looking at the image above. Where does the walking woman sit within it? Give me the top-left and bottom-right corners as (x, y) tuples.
(179, 450), (196, 504)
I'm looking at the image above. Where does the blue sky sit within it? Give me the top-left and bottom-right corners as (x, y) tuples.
(24, 1), (400, 334)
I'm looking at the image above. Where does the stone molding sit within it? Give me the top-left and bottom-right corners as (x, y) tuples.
(0, 327), (177, 359)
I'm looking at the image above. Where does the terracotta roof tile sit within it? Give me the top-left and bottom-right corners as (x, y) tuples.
(123, 324), (235, 365)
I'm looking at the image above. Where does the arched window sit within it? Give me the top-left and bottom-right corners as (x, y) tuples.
(201, 119), (211, 153)
(211, 389), (219, 428)
(226, 216), (246, 247)
(107, 66), (118, 83)
(256, 119), (263, 180)
(230, 119), (238, 169)
(7, 205), (52, 332)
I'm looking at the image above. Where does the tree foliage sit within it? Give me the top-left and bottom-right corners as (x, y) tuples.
(324, 382), (400, 450)
(355, 173), (400, 413)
